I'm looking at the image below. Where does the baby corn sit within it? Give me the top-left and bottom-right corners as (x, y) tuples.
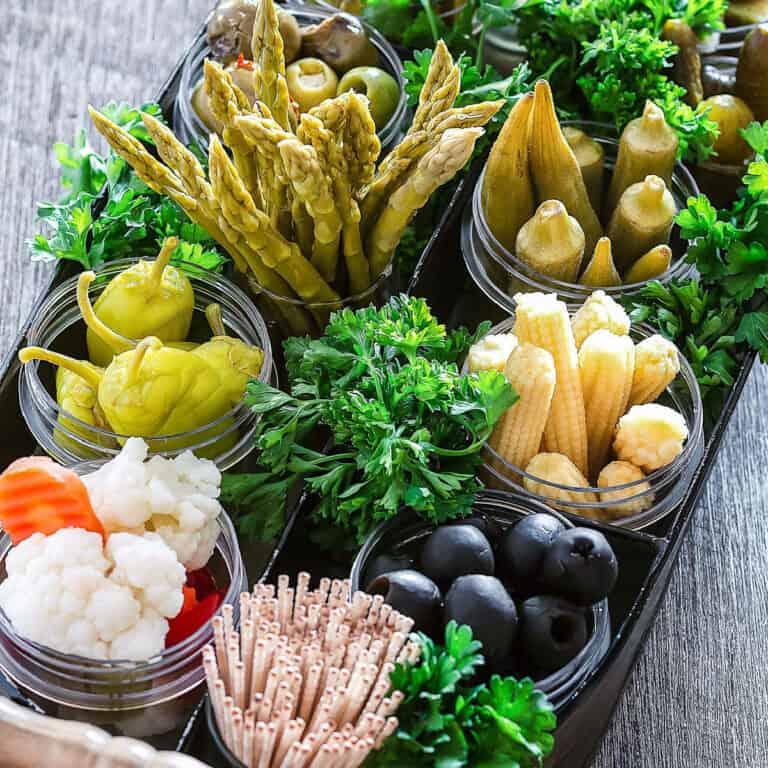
(524, 453), (598, 510)
(467, 334), (518, 372)
(491, 343), (556, 471)
(579, 330), (635, 478)
(514, 292), (589, 475)
(571, 290), (631, 349)
(630, 335), (681, 405)
(597, 461), (653, 519)
(613, 403), (688, 472)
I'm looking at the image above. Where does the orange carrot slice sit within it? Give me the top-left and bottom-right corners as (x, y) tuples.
(0, 457), (105, 544)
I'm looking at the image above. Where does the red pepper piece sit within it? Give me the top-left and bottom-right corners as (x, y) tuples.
(165, 589), (224, 648)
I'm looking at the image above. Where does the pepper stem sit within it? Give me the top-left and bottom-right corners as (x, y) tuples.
(149, 237), (178, 289)
(205, 303), (227, 337)
(19, 347), (103, 390)
(126, 338), (162, 386)
(78, 272), (135, 355)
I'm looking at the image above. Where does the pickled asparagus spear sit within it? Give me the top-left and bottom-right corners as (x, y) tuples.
(367, 128), (484, 277)
(411, 40), (460, 132)
(343, 93), (381, 195)
(529, 80), (603, 256)
(624, 244), (673, 283)
(278, 138), (343, 284)
(209, 136), (340, 306)
(514, 292), (589, 475)
(580, 237), (621, 287)
(491, 343), (556, 472)
(481, 93), (535, 253)
(605, 101), (679, 217)
(516, 200), (585, 282)
(579, 329), (635, 478)
(251, 0), (293, 130)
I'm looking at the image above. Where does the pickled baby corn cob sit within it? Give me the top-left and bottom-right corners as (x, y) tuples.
(368, 127), (484, 277)
(514, 292), (589, 475)
(529, 80), (603, 256)
(624, 244), (673, 283)
(524, 453), (598, 507)
(597, 461), (653, 518)
(516, 200), (585, 282)
(580, 237), (621, 287)
(629, 335), (680, 406)
(571, 290), (630, 349)
(481, 93), (535, 252)
(579, 330), (635, 478)
(491, 343), (556, 471)
(613, 403), (688, 472)
(467, 334), (518, 372)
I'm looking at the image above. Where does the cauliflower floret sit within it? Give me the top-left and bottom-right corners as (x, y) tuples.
(597, 460), (653, 518)
(84, 438), (223, 569)
(467, 333), (518, 373)
(613, 404), (688, 472)
(570, 290), (630, 349)
(0, 528), (185, 661)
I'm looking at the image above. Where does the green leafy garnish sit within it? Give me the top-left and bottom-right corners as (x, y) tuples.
(30, 102), (226, 271)
(366, 622), (557, 767)
(224, 296), (516, 544)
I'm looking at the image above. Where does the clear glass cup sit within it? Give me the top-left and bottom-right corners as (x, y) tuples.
(173, 7), (409, 157)
(461, 120), (700, 310)
(0, 511), (246, 747)
(717, 20), (761, 53)
(19, 258), (273, 470)
(471, 317), (705, 531)
(349, 490), (612, 712)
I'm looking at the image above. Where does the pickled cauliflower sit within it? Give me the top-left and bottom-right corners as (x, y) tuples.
(613, 404), (688, 472)
(570, 290), (630, 349)
(597, 460), (653, 518)
(467, 333), (518, 372)
(83, 438), (222, 570)
(0, 528), (185, 660)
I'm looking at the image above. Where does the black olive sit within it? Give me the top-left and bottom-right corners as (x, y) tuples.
(453, 513), (503, 544)
(364, 553), (414, 590)
(518, 595), (589, 676)
(368, 570), (442, 635)
(444, 575), (517, 667)
(539, 528), (618, 606)
(420, 525), (495, 588)
(499, 513), (566, 586)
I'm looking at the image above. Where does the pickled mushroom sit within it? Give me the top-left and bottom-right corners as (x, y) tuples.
(301, 14), (378, 74)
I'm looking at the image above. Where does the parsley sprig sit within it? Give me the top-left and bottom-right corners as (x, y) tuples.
(221, 296), (517, 545)
(366, 622), (557, 767)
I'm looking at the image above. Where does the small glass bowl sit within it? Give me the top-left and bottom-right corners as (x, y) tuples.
(718, 20), (764, 54)
(247, 259), (395, 340)
(349, 490), (612, 712)
(470, 317), (705, 530)
(173, 8), (409, 157)
(0, 511), (246, 745)
(461, 121), (700, 310)
(19, 259), (273, 470)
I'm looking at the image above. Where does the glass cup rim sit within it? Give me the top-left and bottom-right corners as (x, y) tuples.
(22, 257), (272, 444)
(349, 489), (611, 703)
(180, 6), (408, 147)
(0, 510), (243, 671)
(469, 315), (705, 497)
(470, 120), (700, 298)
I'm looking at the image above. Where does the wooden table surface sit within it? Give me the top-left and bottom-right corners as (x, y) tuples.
(2, 1), (767, 765)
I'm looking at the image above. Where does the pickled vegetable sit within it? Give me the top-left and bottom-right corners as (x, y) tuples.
(336, 67), (400, 129)
(86, 238), (194, 367)
(579, 237), (621, 287)
(606, 101), (678, 218)
(516, 200), (586, 282)
(624, 244), (672, 283)
(699, 95), (756, 165)
(480, 92), (535, 252)
(661, 19), (703, 107)
(564, 126), (605, 214)
(286, 58), (339, 113)
(607, 175), (675, 271)
(736, 25), (768, 121)
(301, 14), (377, 73)
(701, 62), (736, 99)
(726, 0), (768, 26)
(530, 80), (603, 256)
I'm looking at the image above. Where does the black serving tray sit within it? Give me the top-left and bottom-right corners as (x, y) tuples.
(0, 12), (759, 768)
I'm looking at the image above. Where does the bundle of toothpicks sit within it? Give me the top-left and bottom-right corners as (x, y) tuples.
(204, 573), (421, 768)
